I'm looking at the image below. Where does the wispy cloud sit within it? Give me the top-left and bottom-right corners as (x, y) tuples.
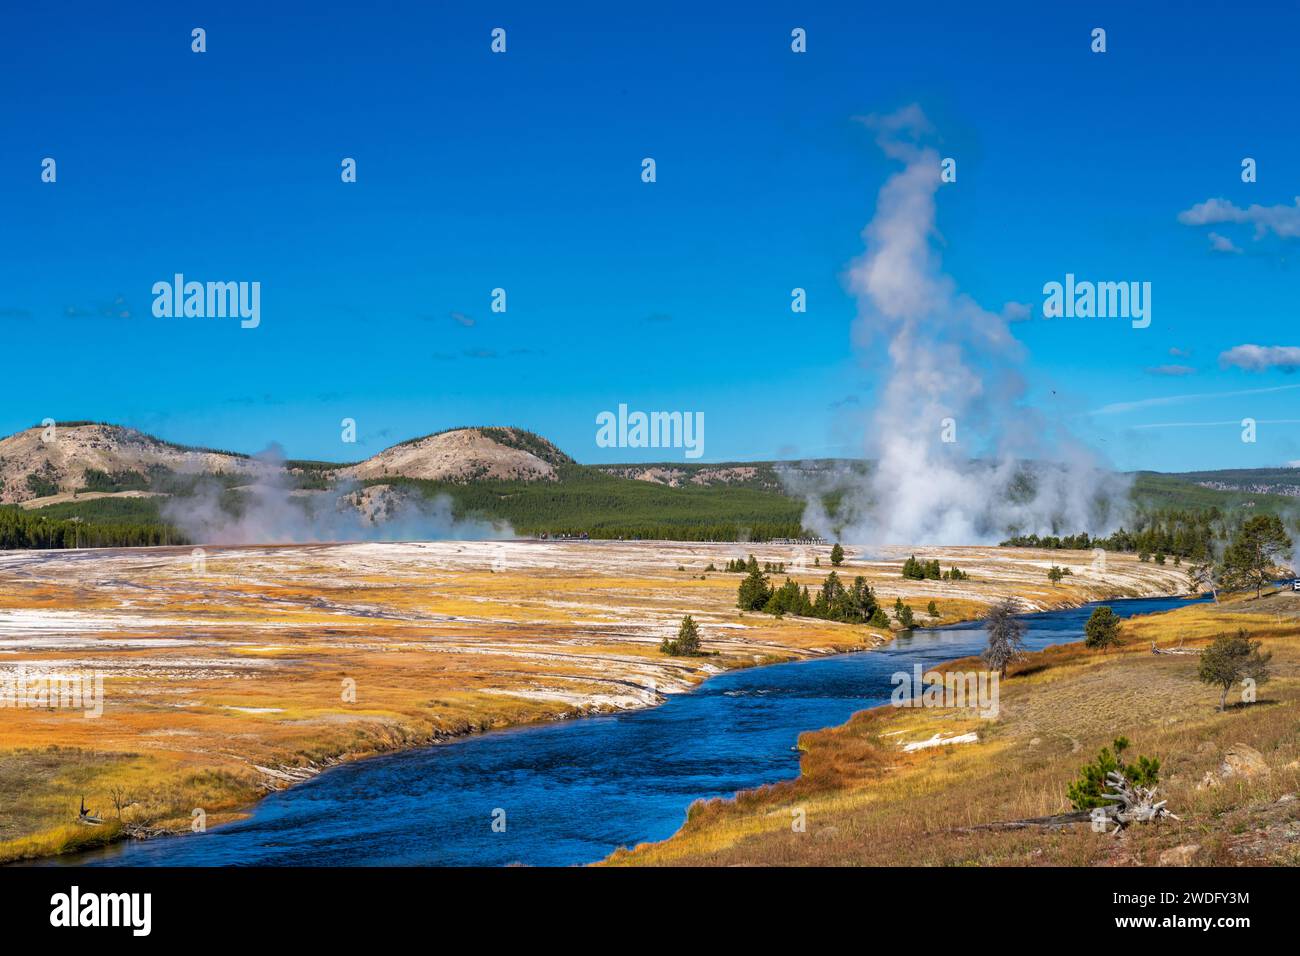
(431, 347), (545, 362)
(63, 295), (132, 320)
(1145, 364), (1196, 377)
(1207, 231), (1243, 254)
(1219, 344), (1300, 372)
(1090, 382), (1300, 416)
(1001, 301), (1032, 322)
(1130, 418), (1300, 430)
(1178, 196), (1300, 240)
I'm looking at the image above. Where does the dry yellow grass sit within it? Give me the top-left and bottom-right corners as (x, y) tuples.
(605, 591), (1300, 867)
(0, 540), (1183, 862)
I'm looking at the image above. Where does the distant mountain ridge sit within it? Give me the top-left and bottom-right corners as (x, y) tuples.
(2, 421), (1296, 517)
(1176, 466), (1300, 499)
(0, 422), (571, 505)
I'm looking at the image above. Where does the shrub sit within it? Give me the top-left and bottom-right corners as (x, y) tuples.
(1066, 737), (1159, 811)
(1198, 629), (1271, 711)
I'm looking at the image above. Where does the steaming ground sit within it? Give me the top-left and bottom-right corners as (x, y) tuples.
(0, 540), (1187, 860)
(161, 446), (509, 545)
(801, 105), (1127, 545)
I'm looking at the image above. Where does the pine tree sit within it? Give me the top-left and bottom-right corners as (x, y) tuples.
(1067, 738), (1160, 810)
(1220, 514), (1293, 599)
(1084, 606), (1123, 652)
(737, 566), (772, 610)
(674, 615), (702, 656)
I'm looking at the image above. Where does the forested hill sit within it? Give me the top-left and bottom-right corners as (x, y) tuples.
(0, 420), (1295, 549)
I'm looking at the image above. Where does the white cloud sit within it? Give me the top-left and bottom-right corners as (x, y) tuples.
(1207, 231), (1242, 254)
(1001, 301), (1032, 322)
(1145, 364), (1196, 376)
(1178, 196), (1300, 239)
(1219, 344), (1300, 372)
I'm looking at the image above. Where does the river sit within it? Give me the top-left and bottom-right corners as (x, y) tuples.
(55, 592), (1198, 867)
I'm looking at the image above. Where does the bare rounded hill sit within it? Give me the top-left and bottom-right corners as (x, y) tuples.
(337, 427), (573, 484)
(0, 423), (573, 504)
(0, 423), (253, 505)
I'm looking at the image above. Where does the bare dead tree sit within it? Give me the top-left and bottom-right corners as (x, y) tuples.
(981, 598), (1027, 677)
(107, 785), (134, 820)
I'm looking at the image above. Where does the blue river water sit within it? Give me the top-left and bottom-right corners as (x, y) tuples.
(58, 593), (1199, 867)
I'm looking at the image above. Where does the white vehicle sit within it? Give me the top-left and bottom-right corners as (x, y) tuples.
(1293, 579), (1300, 592)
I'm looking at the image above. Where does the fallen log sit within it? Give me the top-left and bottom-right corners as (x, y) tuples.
(951, 810), (1094, 833)
(950, 771), (1178, 836)
(1151, 639), (1199, 655)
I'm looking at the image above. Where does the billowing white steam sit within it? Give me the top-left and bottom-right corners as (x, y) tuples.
(162, 445), (511, 545)
(793, 105), (1128, 545)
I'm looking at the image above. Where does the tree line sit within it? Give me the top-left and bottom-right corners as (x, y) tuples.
(1000, 507), (1235, 560)
(734, 555), (891, 626)
(901, 555), (969, 581)
(0, 507), (183, 549)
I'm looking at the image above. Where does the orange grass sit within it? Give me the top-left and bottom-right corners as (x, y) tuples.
(605, 591), (1300, 866)
(0, 541), (1185, 862)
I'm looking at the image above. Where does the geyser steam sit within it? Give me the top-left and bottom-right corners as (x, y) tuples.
(796, 105), (1127, 545)
(162, 445), (510, 545)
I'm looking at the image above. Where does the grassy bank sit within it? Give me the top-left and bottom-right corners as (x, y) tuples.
(606, 591), (1300, 866)
(0, 542), (1191, 864)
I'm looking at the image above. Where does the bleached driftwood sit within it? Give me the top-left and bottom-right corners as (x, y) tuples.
(1151, 639), (1199, 656)
(77, 795), (104, 826)
(1097, 770), (1179, 833)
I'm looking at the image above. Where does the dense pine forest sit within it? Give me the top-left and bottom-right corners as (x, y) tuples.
(376, 465), (808, 541)
(1000, 507), (1231, 559)
(0, 501), (183, 549)
(0, 455), (1295, 551)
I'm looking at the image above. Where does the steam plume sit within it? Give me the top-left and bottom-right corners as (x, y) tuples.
(794, 105), (1127, 545)
(162, 445), (510, 545)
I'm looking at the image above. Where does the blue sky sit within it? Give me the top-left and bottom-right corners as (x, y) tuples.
(3, 0), (1299, 471)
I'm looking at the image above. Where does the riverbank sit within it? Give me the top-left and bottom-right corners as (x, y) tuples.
(0, 541), (1186, 863)
(605, 590), (1300, 866)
